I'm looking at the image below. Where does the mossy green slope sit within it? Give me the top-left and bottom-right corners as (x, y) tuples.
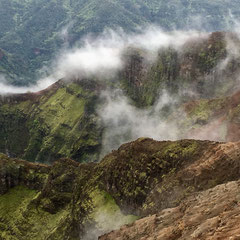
(0, 186), (70, 240)
(0, 80), (103, 163)
(0, 154), (138, 240)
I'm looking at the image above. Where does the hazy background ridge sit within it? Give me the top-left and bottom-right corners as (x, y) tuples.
(0, 0), (239, 85)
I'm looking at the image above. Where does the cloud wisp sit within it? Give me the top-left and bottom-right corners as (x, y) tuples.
(98, 89), (182, 157)
(0, 75), (56, 95)
(0, 27), (206, 95)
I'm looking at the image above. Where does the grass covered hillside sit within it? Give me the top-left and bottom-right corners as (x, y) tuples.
(0, 80), (103, 163)
(0, 0), (240, 85)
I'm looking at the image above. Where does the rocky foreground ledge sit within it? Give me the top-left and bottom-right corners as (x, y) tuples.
(1, 138), (240, 239)
(100, 179), (240, 240)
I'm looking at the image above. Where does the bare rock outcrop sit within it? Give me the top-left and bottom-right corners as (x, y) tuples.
(100, 180), (240, 240)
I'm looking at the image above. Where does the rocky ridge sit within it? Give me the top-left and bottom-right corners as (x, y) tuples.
(1, 138), (240, 239)
(100, 180), (240, 240)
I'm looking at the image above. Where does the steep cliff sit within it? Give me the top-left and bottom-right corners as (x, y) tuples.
(120, 32), (230, 107)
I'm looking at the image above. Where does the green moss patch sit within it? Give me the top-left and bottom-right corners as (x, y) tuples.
(90, 189), (138, 232)
(0, 186), (69, 240)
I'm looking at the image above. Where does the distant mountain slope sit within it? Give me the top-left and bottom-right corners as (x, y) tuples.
(0, 0), (240, 85)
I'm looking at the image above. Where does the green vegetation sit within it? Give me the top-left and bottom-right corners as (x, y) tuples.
(187, 98), (227, 125)
(1, 138), (240, 239)
(90, 189), (138, 232)
(97, 138), (203, 213)
(0, 32), (237, 162)
(0, 81), (103, 163)
(120, 32), (230, 107)
(0, 154), (139, 239)
(0, 186), (70, 240)
(0, 0), (240, 85)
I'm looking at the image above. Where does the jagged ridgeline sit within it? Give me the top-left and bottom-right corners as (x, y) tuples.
(1, 32), (240, 163)
(1, 138), (240, 239)
(0, 0), (240, 85)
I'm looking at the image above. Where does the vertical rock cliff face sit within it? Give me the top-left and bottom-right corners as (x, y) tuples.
(99, 181), (240, 240)
(119, 32), (230, 107)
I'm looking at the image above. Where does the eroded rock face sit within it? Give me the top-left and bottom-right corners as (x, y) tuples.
(100, 180), (240, 240)
(181, 88), (240, 142)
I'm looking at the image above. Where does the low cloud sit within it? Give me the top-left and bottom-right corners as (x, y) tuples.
(0, 26), (207, 94)
(55, 27), (207, 80)
(2, 26), (240, 156)
(0, 75), (55, 95)
(98, 89), (182, 156)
